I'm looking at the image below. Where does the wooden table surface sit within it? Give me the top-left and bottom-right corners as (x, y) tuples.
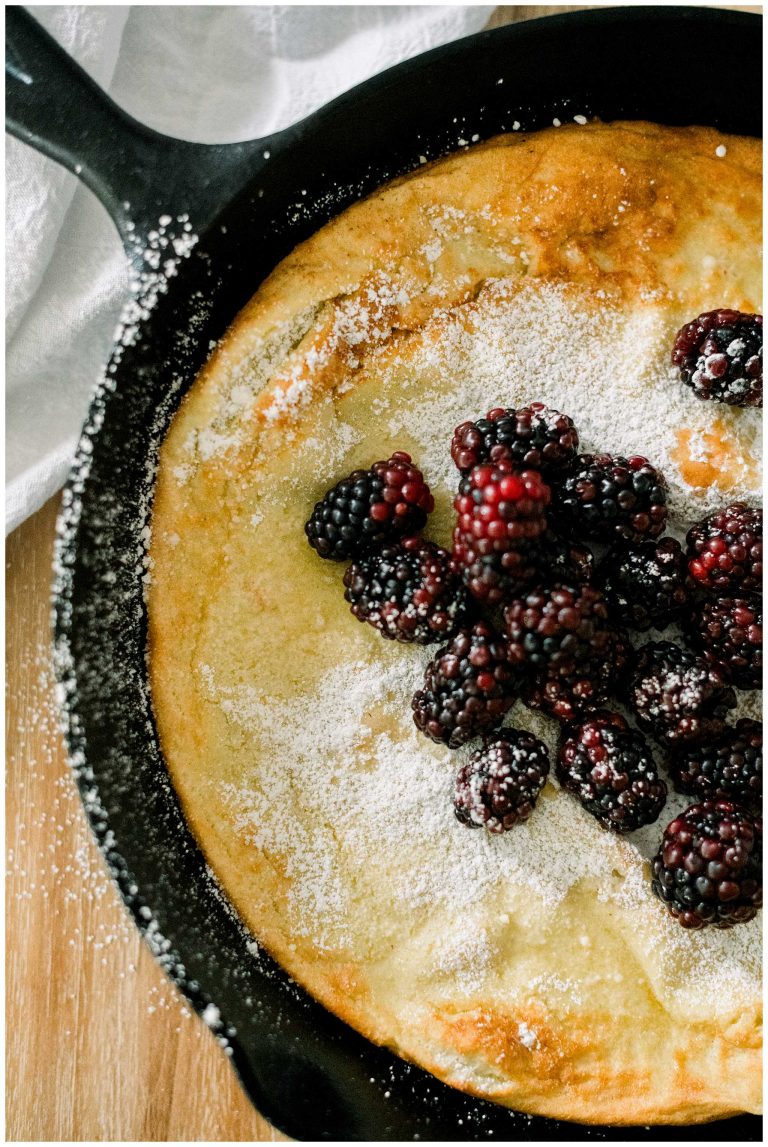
(6, 5), (758, 1140)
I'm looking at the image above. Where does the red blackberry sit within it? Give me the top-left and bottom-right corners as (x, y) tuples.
(671, 309), (762, 408)
(412, 621), (517, 748)
(557, 715), (667, 833)
(597, 537), (689, 632)
(651, 800), (762, 929)
(451, 404), (579, 476)
(628, 641), (736, 748)
(305, 452), (433, 560)
(452, 466), (550, 606)
(686, 502), (762, 595)
(669, 719), (762, 812)
(504, 584), (630, 721)
(686, 596), (762, 689)
(454, 729), (550, 832)
(553, 453), (668, 543)
(343, 537), (469, 645)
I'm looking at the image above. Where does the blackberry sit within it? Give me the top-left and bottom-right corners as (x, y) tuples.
(671, 309), (762, 408)
(504, 584), (630, 721)
(305, 451), (433, 560)
(686, 502), (762, 595)
(454, 729), (550, 832)
(597, 537), (689, 632)
(343, 537), (469, 645)
(669, 719), (762, 812)
(628, 641), (736, 748)
(558, 715), (667, 833)
(533, 530), (595, 586)
(554, 453), (668, 543)
(651, 800), (762, 929)
(412, 621), (517, 748)
(451, 404), (579, 476)
(686, 596), (762, 689)
(452, 466), (550, 606)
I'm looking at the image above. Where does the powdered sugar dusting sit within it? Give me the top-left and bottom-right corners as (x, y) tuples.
(208, 647), (759, 1005)
(386, 280), (760, 523)
(517, 1022), (541, 1050)
(432, 928), (493, 995)
(209, 656), (611, 940)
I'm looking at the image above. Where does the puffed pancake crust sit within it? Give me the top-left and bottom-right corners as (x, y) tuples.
(148, 123), (761, 1125)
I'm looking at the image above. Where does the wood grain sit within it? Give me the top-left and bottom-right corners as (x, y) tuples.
(6, 5), (758, 1140)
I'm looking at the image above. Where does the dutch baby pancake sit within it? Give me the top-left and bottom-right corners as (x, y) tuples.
(148, 122), (761, 1124)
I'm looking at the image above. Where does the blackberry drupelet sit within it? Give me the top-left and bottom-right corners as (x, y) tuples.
(651, 800), (762, 929)
(686, 502), (762, 595)
(504, 584), (630, 722)
(451, 404), (579, 476)
(557, 715), (667, 833)
(597, 537), (689, 631)
(452, 465), (551, 606)
(564, 708), (629, 736)
(669, 719), (761, 812)
(628, 641), (736, 748)
(553, 453), (668, 543)
(343, 537), (469, 644)
(686, 596), (762, 689)
(671, 309), (762, 408)
(412, 621), (517, 748)
(454, 728), (550, 832)
(305, 451), (433, 560)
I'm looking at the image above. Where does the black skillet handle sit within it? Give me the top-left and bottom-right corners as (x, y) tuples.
(6, 6), (274, 269)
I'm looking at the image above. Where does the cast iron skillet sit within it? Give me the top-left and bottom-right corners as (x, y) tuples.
(6, 6), (762, 1140)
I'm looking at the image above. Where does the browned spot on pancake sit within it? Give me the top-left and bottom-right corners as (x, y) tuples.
(672, 417), (759, 492)
(434, 1003), (565, 1081)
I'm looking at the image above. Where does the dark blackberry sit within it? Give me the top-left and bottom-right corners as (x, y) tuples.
(343, 537), (469, 644)
(628, 641), (736, 748)
(553, 453), (668, 543)
(597, 537), (689, 631)
(412, 621), (517, 749)
(686, 502), (762, 595)
(686, 596), (762, 689)
(305, 451), (433, 560)
(651, 800), (762, 929)
(452, 466), (550, 606)
(671, 309), (762, 408)
(504, 584), (631, 722)
(454, 729), (550, 832)
(557, 715), (666, 833)
(451, 404), (579, 476)
(532, 530), (595, 586)
(669, 719), (762, 812)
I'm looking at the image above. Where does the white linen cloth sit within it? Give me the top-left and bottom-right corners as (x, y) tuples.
(6, 4), (494, 533)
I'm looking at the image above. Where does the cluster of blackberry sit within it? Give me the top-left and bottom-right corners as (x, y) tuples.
(305, 356), (762, 929)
